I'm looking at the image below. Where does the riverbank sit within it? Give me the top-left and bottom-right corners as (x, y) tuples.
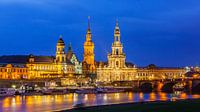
(60, 99), (200, 112)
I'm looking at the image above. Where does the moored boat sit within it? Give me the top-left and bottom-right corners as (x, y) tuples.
(0, 88), (15, 97)
(75, 89), (97, 94)
(96, 87), (125, 93)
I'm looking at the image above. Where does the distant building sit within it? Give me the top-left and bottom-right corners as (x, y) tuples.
(0, 36), (75, 79)
(136, 64), (185, 80)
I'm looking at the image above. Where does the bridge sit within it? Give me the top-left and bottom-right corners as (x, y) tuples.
(112, 77), (200, 93)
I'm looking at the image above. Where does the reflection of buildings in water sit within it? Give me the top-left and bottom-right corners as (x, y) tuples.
(114, 93), (120, 100)
(3, 97), (10, 108)
(180, 93), (187, 99)
(103, 94), (108, 101)
(87, 94), (96, 103)
(149, 92), (156, 101)
(128, 92), (133, 100)
(139, 92), (144, 100)
(73, 94), (78, 102)
(191, 94), (200, 99)
(84, 94), (88, 101)
(54, 95), (64, 104)
(158, 92), (167, 101)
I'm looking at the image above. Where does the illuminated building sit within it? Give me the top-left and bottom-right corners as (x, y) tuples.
(97, 20), (137, 82)
(0, 19), (188, 83)
(136, 64), (185, 80)
(83, 17), (96, 74)
(97, 20), (186, 83)
(66, 43), (82, 74)
(0, 36), (75, 79)
(0, 64), (28, 79)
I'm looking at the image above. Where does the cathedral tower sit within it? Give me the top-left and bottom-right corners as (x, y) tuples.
(108, 20), (126, 68)
(83, 17), (96, 74)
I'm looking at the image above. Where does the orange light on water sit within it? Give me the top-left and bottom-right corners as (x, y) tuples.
(139, 92), (144, 100)
(128, 92), (133, 100)
(159, 92), (167, 101)
(149, 92), (156, 101)
(180, 93), (187, 99)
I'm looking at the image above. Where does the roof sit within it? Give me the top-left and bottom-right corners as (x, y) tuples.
(0, 55), (29, 64)
(33, 56), (55, 63)
(57, 37), (65, 46)
(0, 55), (55, 64)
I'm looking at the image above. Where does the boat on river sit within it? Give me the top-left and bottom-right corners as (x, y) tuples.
(0, 88), (15, 97)
(75, 88), (97, 94)
(96, 87), (125, 93)
(42, 88), (68, 95)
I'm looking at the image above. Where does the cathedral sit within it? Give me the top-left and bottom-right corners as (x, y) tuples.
(97, 20), (186, 83)
(97, 21), (137, 82)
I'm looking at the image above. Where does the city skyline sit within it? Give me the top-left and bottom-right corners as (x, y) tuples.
(0, 0), (200, 67)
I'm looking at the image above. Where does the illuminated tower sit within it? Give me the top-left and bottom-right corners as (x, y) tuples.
(56, 35), (67, 63)
(83, 16), (96, 74)
(108, 20), (126, 68)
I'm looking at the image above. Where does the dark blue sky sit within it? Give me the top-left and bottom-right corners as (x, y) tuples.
(0, 0), (200, 67)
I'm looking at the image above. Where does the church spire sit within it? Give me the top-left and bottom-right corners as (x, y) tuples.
(114, 19), (120, 34)
(68, 42), (72, 52)
(87, 16), (91, 34)
(88, 16), (90, 30)
(114, 19), (120, 42)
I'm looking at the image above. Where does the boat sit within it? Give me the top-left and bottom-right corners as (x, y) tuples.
(75, 89), (97, 94)
(96, 87), (124, 93)
(0, 88), (15, 97)
(42, 88), (69, 95)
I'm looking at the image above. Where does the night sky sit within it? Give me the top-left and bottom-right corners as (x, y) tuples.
(0, 0), (200, 67)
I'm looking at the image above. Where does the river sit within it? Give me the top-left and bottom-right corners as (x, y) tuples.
(0, 92), (200, 112)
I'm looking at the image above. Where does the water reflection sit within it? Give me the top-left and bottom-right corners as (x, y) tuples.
(0, 92), (200, 112)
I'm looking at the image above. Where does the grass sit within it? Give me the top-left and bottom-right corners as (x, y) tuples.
(59, 99), (200, 112)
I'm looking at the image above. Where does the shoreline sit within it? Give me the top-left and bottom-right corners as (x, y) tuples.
(57, 98), (200, 112)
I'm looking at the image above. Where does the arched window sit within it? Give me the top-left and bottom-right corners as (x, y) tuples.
(116, 61), (119, 67)
(116, 48), (119, 55)
(116, 36), (119, 41)
(62, 56), (65, 62)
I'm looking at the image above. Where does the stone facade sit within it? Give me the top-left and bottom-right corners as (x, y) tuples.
(0, 36), (75, 79)
(97, 21), (137, 82)
(97, 21), (187, 83)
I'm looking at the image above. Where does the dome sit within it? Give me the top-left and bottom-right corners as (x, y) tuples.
(57, 36), (65, 46)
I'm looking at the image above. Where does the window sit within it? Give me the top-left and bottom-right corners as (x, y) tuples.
(62, 56), (65, 62)
(116, 48), (119, 55)
(116, 36), (119, 41)
(116, 61), (119, 67)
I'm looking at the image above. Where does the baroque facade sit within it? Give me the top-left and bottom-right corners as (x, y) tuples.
(0, 36), (76, 79)
(97, 21), (187, 83)
(97, 21), (137, 82)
